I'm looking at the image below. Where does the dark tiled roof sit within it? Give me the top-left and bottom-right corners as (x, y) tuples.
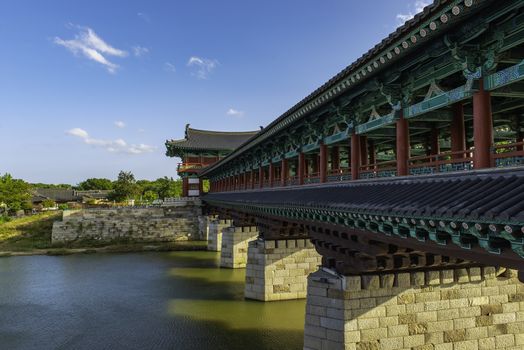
(76, 190), (111, 199)
(166, 125), (260, 155)
(203, 168), (524, 225)
(32, 188), (80, 203)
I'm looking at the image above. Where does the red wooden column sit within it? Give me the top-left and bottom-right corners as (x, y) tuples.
(514, 116), (523, 152)
(331, 146), (340, 171)
(430, 126), (440, 156)
(473, 79), (493, 169)
(351, 132), (361, 180)
(281, 158), (288, 186)
(243, 172), (248, 190)
(319, 144), (327, 183)
(360, 136), (368, 169)
(451, 102), (466, 159)
(269, 163), (274, 187)
(182, 177), (189, 197)
(250, 170), (255, 189)
(298, 152), (305, 185)
(396, 113), (410, 176)
(259, 166), (264, 189)
(517, 130), (524, 152)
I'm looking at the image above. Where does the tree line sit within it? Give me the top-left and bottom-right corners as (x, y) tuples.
(0, 171), (189, 214)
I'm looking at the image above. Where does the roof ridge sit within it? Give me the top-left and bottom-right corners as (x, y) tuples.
(188, 127), (259, 135)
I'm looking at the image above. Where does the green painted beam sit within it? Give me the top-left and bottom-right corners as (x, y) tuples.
(484, 60), (524, 91)
(355, 112), (397, 134)
(404, 83), (475, 119)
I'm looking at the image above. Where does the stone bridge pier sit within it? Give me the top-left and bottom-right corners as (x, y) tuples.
(304, 267), (524, 350)
(220, 225), (259, 268)
(244, 237), (321, 301)
(243, 219), (322, 301)
(207, 218), (232, 251)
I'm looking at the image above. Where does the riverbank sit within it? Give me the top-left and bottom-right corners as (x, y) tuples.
(0, 212), (206, 257)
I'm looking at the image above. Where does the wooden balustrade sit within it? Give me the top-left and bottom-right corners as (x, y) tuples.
(327, 168), (351, 182)
(215, 142), (524, 193)
(359, 160), (397, 179)
(304, 172), (320, 184)
(492, 141), (524, 167)
(408, 149), (474, 175)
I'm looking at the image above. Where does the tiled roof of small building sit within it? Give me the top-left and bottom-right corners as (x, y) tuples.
(166, 124), (260, 157)
(32, 188), (80, 203)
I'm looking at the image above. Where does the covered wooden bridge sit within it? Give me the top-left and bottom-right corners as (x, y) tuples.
(193, 1), (524, 348)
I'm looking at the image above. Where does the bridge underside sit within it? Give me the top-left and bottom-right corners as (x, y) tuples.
(204, 168), (524, 277)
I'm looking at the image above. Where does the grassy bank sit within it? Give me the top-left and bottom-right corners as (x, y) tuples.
(0, 212), (206, 256)
(0, 212), (60, 252)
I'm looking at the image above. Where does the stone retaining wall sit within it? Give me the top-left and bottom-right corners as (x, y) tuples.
(52, 202), (201, 243)
(304, 266), (524, 350)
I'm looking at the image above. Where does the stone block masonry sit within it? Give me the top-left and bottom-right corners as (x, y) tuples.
(207, 219), (232, 251)
(198, 215), (217, 241)
(245, 238), (322, 301)
(52, 201), (201, 243)
(303, 266), (524, 350)
(220, 226), (258, 268)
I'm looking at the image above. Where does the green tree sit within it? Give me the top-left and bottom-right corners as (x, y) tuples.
(108, 171), (139, 202)
(77, 178), (113, 190)
(30, 183), (71, 189)
(154, 177), (182, 198)
(142, 190), (158, 202)
(202, 179), (210, 193)
(0, 174), (31, 213)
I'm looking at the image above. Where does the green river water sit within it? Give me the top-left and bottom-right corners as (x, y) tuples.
(0, 251), (305, 350)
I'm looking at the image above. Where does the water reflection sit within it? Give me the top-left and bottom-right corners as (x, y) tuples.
(0, 251), (305, 350)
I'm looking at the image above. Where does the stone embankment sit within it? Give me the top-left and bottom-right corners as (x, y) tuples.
(52, 199), (202, 243)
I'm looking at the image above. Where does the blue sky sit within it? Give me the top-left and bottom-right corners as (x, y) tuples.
(0, 0), (430, 184)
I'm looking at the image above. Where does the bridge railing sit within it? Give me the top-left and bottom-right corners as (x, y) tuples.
(327, 168), (351, 182)
(492, 141), (524, 168)
(213, 145), (524, 193)
(359, 160), (397, 179)
(304, 172), (320, 184)
(287, 176), (300, 186)
(408, 149), (475, 175)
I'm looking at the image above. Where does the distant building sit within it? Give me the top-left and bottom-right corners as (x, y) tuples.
(32, 188), (111, 209)
(165, 124), (259, 197)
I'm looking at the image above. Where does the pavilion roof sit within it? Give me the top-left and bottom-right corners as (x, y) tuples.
(165, 124), (260, 157)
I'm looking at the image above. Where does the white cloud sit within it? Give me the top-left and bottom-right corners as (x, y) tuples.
(66, 128), (155, 155)
(396, 1), (431, 26)
(137, 12), (151, 22)
(164, 62), (176, 73)
(114, 121), (126, 128)
(54, 26), (127, 73)
(67, 127), (89, 139)
(227, 108), (244, 118)
(132, 46), (149, 57)
(187, 56), (218, 79)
